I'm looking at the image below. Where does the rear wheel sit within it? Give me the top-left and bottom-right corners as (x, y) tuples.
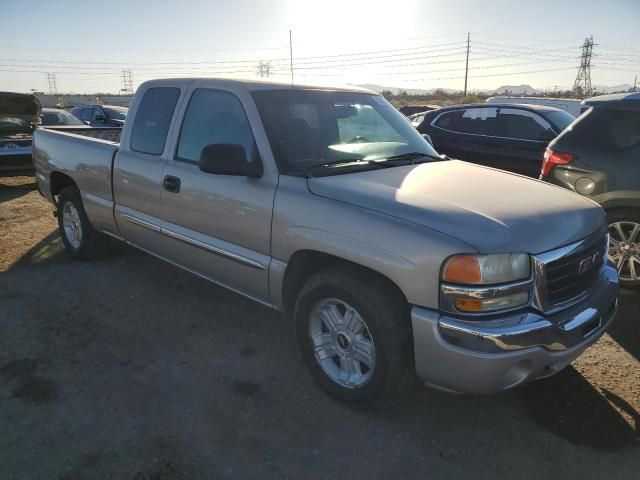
(57, 186), (110, 260)
(294, 268), (415, 408)
(607, 208), (640, 288)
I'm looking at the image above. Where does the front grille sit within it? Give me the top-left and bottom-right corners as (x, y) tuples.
(545, 234), (606, 305)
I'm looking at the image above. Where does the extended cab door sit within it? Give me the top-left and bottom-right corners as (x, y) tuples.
(113, 85), (183, 250)
(158, 85), (278, 303)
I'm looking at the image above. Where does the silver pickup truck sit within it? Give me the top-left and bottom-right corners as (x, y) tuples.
(33, 78), (618, 407)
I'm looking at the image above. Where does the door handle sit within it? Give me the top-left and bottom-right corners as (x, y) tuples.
(163, 175), (181, 193)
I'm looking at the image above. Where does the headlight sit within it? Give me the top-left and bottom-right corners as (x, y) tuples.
(440, 253), (532, 314)
(442, 253), (530, 285)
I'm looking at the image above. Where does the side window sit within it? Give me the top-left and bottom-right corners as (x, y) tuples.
(435, 108), (497, 135)
(93, 107), (105, 120)
(130, 87), (181, 155)
(80, 108), (94, 121)
(496, 108), (552, 141)
(176, 89), (255, 163)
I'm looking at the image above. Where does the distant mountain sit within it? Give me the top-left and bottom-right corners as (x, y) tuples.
(354, 84), (462, 95)
(593, 84), (634, 93)
(492, 85), (540, 95)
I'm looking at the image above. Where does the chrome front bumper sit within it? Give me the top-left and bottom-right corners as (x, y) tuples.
(411, 263), (618, 395)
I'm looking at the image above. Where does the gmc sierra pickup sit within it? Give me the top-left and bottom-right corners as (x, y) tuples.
(33, 78), (618, 407)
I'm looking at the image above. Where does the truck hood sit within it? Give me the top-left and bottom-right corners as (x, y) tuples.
(0, 92), (41, 136)
(307, 160), (604, 254)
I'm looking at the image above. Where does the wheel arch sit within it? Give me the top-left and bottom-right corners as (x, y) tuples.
(50, 171), (77, 205)
(280, 249), (409, 317)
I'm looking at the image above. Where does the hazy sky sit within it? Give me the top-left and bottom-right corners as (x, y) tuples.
(1, 0), (639, 94)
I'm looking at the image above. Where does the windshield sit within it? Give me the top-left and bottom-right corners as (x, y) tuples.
(0, 114), (35, 133)
(542, 110), (575, 132)
(253, 90), (438, 175)
(104, 107), (127, 120)
(40, 110), (84, 126)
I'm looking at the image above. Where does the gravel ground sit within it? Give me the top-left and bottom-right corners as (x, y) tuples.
(1, 176), (638, 480)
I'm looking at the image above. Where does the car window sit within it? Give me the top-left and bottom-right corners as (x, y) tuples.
(80, 108), (94, 121)
(176, 88), (255, 164)
(558, 108), (640, 152)
(336, 103), (404, 144)
(411, 114), (424, 126)
(434, 108), (497, 135)
(130, 87), (181, 155)
(496, 108), (552, 141)
(40, 110), (84, 126)
(93, 107), (105, 120)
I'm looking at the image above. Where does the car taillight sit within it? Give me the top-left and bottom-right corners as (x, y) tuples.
(541, 148), (574, 177)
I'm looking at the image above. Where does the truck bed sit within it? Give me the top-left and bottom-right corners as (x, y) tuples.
(33, 127), (120, 234)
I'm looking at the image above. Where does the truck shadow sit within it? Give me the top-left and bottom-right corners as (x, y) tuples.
(518, 366), (638, 450)
(0, 176), (38, 203)
(608, 288), (640, 360)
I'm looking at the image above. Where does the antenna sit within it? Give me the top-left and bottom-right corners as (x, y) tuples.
(573, 36), (594, 98)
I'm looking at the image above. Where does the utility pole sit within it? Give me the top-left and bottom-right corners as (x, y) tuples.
(463, 32), (470, 97)
(121, 70), (134, 95)
(573, 35), (594, 98)
(257, 61), (271, 77)
(634, 75), (637, 92)
(46, 73), (58, 95)
(289, 30), (294, 86)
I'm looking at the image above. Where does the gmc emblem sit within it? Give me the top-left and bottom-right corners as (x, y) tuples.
(578, 252), (599, 275)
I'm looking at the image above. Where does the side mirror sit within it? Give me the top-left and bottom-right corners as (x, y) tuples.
(422, 133), (434, 147)
(84, 121), (91, 125)
(198, 144), (263, 178)
(537, 130), (556, 143)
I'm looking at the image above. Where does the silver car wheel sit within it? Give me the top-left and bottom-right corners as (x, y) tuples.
(62, 202), (83, 250)
(308, 298), (376, 389)
(609, 221), (640, 282)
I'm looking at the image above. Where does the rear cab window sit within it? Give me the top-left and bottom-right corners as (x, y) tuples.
(130, 87), (181, 155)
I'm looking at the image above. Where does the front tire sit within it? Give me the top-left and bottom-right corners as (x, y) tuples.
(294, 268), (415, 408)
(57, 186), (110, 260)
(607, 208), (640, 288)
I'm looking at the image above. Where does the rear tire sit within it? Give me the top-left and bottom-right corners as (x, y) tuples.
(607, 208), (640, 289)
(294, 267), (416, 409)
(57, 186), (110, 260)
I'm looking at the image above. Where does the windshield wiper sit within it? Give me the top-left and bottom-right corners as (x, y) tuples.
(381, 152), (446, 164)
(306, 158), (391, 175)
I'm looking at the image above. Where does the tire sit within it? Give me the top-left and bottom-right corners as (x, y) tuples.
(294, 267), (416, 408)
(607, 208), (640, 289)
(57, 186), (110, 260)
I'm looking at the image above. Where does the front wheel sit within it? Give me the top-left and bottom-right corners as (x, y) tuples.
(294, 268), (415, 408)
(57, 186), (110, 260)
(607, 208), (640, 288)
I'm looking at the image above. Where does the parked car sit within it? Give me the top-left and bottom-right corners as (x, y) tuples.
(70, 104), (128, 126)
(486, 96), (588, 117)
(39, 108), (86, 126)
(0, 92), (40, 175)
(399, 104), (439, 116)
(414, 103), (575, 177)
(541, 92), (640, 287)
(33, 79), (618, 407)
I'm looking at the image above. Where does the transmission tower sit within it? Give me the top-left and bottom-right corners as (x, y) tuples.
(257, 61), (271, 77)
(573, 36), (594, 98)
(46, 73), (58, 95)
(121, 70), (134, 95)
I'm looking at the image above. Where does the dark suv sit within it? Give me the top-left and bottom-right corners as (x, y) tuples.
(70, 104), (128, 127)
(414, 103), (575, 177)
(541, 92), (640, 287)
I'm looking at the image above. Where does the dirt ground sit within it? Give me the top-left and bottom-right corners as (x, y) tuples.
(1, 176), (638, 480)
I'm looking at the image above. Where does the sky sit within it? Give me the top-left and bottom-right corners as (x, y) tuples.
(1, 0), (639, 94)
